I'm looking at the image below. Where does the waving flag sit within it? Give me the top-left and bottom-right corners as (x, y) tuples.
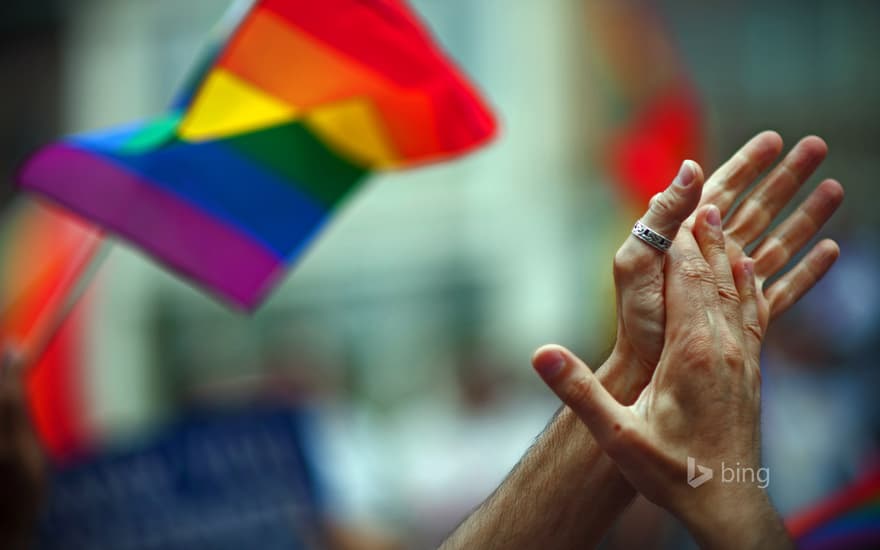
(584, 2), (705, 209)
(17, 0), (497, 310)
(0, 200), (101, 361)
(787, 465), (880, 550)
(0, 199), (101, 457)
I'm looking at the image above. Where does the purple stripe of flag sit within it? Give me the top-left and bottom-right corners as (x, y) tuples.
(18, 144), (283, 310)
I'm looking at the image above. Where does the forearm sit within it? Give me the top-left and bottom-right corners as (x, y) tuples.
(439, 354), (647, 549)
(682, 489), (792, 550)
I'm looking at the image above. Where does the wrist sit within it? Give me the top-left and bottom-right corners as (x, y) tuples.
(678, 485), (790, 549)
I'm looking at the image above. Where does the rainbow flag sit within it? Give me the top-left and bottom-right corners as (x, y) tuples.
(787, 465), (880, 550)
(17, 0), (496, 310)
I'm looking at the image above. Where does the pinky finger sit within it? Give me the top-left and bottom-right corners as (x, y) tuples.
(766, 239), (840, 321)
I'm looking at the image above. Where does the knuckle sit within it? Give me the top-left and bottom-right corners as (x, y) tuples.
(613, 247), (652, 281)
(716, 282), (741, 305)
(707, 232), (727, 251)
(720, 336), (745, 366)
(613, 249), (637, 279)
(737, 274), (756, 300)
(680, 331), (715, 362)
(649, 191), (676, 219)
(743, 320), (764, 344)
(564, 375), (597, 408)
(675, 258), (715, 285)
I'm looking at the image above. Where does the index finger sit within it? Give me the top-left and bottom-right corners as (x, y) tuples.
(664, 227), (723, 333)
(692, 205), (743, 333)
(616, 160), (704, 276)
(700, 131), (784, 217)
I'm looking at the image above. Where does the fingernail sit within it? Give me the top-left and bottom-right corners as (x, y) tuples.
(743, 258), (755, 278)
(533, 348), (566, 379)
(674, 160), (695, 188)
(706, 205), (722, 227)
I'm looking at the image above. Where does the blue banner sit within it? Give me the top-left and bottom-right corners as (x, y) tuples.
(38, 406), (324, 550)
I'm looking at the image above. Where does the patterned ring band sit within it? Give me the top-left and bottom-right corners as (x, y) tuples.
(632, 220), (673, 253)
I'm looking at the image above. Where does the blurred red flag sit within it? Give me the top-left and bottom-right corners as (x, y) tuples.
(0, 199), (102, 457)
(607, 82), (705, 207)
(585, 2), (706, 208)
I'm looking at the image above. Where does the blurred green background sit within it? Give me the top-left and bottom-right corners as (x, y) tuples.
(1, 1), (878, 548)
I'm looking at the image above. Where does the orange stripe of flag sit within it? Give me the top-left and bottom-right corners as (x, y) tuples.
(217, 7), (443, 160)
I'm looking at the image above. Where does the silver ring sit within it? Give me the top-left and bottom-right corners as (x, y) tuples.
(632, 220), (672, 253)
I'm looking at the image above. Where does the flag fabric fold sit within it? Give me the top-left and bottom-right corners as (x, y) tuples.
(18, 0), (496, 310)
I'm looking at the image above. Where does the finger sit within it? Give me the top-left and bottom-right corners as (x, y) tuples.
(752, 179), (844, 281)
(733, 258), (762, 359)
(725, 136), (828, 247)
(532, 345), (638, 455)
(766, 239), (840, 321)
(700, 130), (784, 216)
(613, 161), (706, 365)
(664, 227), (722, 329)
(639, 160), (705, 241)
(621, 160), (704, 267)
(692, 204), (742, 330)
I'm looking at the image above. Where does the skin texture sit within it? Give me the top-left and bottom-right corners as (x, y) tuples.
(613, 133), (841, 391)
(535, 207), (791, 549)
(439, 132), (841, 549)
(0, 133), (843, 549)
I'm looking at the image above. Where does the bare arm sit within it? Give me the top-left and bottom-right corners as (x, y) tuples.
(439, 132), (841, 549)
(536, 207), (796, 549)
(439, 353), (642, 550)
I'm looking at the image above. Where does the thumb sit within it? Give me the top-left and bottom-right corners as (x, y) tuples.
(532, 345), (637, 454)
(613, 160), (706, 365)
(638, 159), (705, 244)
(615, 160), (705, 306)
